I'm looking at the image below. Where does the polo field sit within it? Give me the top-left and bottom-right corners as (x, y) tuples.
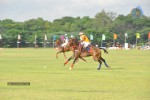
(0, 48), (149, 100)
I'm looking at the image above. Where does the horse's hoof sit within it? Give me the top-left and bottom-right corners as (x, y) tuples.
(107, 66), (111, 69)
(97, 68), (100, 70)
(69, 67), (73, 70)
(64, 63), (66, 66)
(107, 65), (110, 68)
(64, 61), (68, 66)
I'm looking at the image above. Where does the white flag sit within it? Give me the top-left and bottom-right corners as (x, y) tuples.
(90, 34), (93, 40)
(102, 34), (105, 40)
(0, 34), (2, 40)
(44, 34), (47, 41)
(125, 33), (128, 38)
(18, 34), (21, 40)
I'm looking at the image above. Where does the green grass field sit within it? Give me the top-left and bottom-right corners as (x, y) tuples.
(0, 48), (150, 100)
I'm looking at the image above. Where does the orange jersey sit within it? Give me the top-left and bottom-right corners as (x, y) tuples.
(80, 35), (90, 42)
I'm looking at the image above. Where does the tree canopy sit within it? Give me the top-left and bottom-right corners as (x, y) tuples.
(0, 9), (150, 47)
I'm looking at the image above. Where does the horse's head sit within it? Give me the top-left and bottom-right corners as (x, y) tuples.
(55, 39), (62, 47)
(67, 38), (78, 47)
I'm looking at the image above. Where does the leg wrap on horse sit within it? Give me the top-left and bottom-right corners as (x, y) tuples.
(101, 58), (109, 67)
(97, 63), (102, 70)
(97, 59), (102, 70)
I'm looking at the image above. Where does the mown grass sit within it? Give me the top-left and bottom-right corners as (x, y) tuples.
(0, 48), (150, 100)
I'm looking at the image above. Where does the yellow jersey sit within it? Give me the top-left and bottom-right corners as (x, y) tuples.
(80, 35), (90, 42)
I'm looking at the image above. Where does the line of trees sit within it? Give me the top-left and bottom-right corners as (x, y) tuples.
(0, 9), (150, 47)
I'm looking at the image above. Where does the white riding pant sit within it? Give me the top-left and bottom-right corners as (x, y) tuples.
(81, 41), (90, 48)
(61, 42), (68, 47)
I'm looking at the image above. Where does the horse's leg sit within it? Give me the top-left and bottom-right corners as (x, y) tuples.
(70, 51), (81, 70)
(56, 51), (62, 59)
(79, 57), (87, 62)
(75, 51), (87, 62)
(63, 52), (67, 59)
(61, 47), (67, 59)
(97, 59), (102, 70)
(101, 57), (110, 68)
(64, 55), (74, 66)
(70, 56), (79, 70)
(74, 57), (86, 65)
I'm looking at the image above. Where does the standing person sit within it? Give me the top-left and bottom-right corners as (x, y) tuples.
(79, 32), (91, 52)
(61, 34), (68, 47)
(60, 35), (65, 43)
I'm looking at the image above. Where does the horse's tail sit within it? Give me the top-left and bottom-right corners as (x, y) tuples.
(99, 47), (108, 54)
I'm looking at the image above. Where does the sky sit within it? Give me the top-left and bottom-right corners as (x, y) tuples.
(0, 0), (150, 22)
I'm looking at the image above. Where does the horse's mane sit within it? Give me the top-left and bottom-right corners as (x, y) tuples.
(74, 38), (80, 45)
(70, 38), (80, 46)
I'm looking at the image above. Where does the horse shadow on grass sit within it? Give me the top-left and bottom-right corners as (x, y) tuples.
(57, 89), (112, 93)
(104, 67), (125, 70)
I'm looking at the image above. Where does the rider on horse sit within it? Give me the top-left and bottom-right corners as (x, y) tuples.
(61, 34), (69, 47)
(79, 32), (91, 52)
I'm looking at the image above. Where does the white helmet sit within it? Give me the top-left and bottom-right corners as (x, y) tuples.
(65, 34), (67, 36)
(79, 32), (84, 35)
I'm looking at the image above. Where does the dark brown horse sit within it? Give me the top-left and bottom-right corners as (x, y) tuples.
(64, 38), (110, 70)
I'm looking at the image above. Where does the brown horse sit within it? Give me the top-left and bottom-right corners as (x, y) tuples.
(55, 39), (87, 62)
(64, 38), (110, 70)
(55, 39), (69, 59)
